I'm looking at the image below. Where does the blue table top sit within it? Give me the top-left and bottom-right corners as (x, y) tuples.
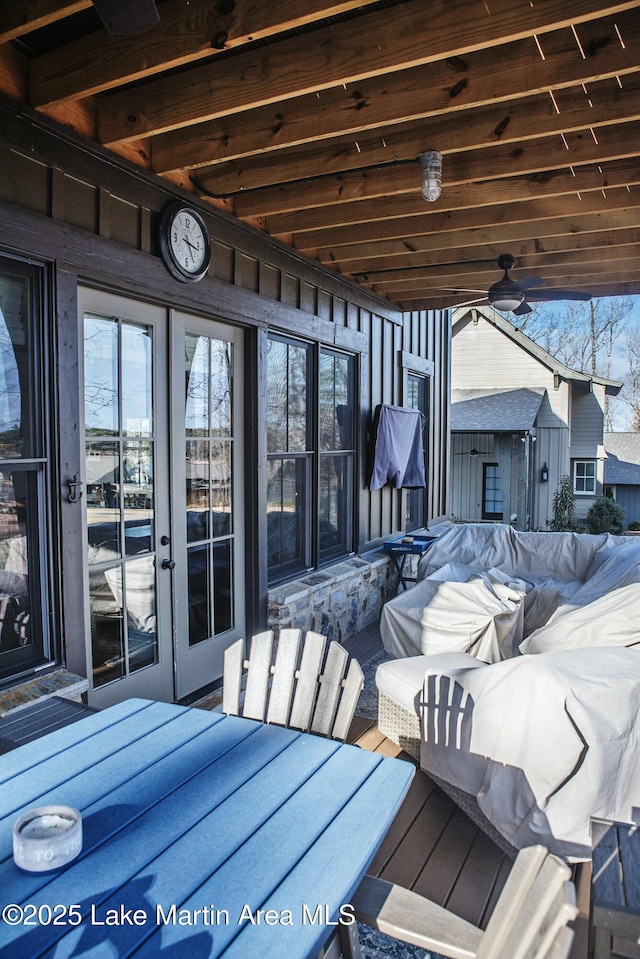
(383, 534), (436, 555)
(0, 698), (414, 958)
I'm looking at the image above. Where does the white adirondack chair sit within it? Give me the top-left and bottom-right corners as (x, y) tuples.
(348, 844), (578, 959)
(222, 629), (364, 741)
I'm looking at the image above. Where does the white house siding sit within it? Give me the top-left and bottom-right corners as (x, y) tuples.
(532, 425), (571, 529)
(452, 314), (569, 422)
(570, 386), (607, 518)
(450, 432), (495, 521)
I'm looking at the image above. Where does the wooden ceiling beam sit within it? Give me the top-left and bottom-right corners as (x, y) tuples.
(337, 227), (640, 275)
(29, 0), (382, 107)
(199, 84), (640, 200)
(296, 182), (640, 252)
(315, 207), (640, 265)
(0, 2), (91, 43)
(362, 251), (640, 292)
(373, 260), (640, 299)
(390, 273), (640, 307)
(227, 73), (640, 216)
(266, 157), (640, 238)
(96, 0), (640, 145)
(151, 10), (640, 177)
(398, 279), (640, 309)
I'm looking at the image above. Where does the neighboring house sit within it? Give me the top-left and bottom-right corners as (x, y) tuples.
(451, 307), (622, 530)
(604, 432), (640, 527)
(0, 103), (450, 711)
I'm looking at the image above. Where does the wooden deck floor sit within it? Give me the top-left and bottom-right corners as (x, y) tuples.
(344, 621), (591, 958)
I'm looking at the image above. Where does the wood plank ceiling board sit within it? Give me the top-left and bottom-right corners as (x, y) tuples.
(1, 0), (639, 309)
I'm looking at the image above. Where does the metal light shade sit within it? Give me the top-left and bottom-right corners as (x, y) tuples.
(488, 289), (525, 311)
(420, 151), (442, 202)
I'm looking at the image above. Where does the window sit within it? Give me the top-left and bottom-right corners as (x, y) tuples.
(0, 258), (53, 683)
(405, 373), (428, 531)
(482, 464), (504, 520)
(573, 460), (596, 495)
(267, 336), (355, 583)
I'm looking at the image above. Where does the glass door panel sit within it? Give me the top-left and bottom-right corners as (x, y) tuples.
(173, 314), (244, 699)
(80, 289), (172, 706)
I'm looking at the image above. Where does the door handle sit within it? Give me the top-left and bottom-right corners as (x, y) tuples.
(161, 558), (175, 570)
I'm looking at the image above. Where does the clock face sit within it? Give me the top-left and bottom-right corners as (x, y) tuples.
(159, 203), (211, 282)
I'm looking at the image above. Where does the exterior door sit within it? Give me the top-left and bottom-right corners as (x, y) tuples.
(79, 289), (173, 706)
(171, 311), (244, 700)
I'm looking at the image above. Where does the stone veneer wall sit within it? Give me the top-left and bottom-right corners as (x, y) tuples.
(267, 552), (399, 642)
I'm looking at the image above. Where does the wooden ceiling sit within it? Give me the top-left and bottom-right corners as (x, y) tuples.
(2, 0), (640, 311)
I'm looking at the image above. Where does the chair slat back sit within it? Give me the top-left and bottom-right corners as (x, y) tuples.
(289, 630), (326, 732)
(310, 639), (349, 737)
(332, 658), (365, 742)
(241, 630), (274, 721)
(222, 637), (245, 717)
(545, 925), (574, 959)
(222, 629), (362, 741)
(478, 846), (577, 959)
(266, 628), (301, 727)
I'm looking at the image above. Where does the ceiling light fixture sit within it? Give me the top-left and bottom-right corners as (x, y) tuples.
(489, 290), (525, 311)
(420, 150), (442, 202)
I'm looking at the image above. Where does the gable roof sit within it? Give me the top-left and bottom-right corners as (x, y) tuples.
(604, 432), (640, 485)
(453, 307), (623, 396)
(451, 387), (546, 432)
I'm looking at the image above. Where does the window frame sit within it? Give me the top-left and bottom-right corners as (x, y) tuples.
(573, 459), (597, 496)
(266, 334), (357, 584)
(482, 462), (504, 520)
(0, 254), (56, 685)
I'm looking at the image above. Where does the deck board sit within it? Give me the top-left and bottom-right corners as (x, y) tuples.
(345, 620), (587, 954)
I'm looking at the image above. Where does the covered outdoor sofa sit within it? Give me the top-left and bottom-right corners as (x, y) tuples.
(377, 523), (640, 860)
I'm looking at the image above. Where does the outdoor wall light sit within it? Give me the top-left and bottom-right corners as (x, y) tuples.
(541, 462), (549, 482)
(420, 151), (442, 202)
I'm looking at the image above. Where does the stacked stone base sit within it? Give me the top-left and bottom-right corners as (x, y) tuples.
(268, 552), (396, 643)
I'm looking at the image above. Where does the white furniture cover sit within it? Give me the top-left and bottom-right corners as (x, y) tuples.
(380, 524), (634, 660)
(418, 646), (640, 860)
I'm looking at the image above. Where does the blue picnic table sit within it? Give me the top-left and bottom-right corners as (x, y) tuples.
(0, 698), (414, 958)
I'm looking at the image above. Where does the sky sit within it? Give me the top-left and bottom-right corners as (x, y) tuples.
(515, 294), (640, 433)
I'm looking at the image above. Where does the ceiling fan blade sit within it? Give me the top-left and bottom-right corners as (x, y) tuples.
(450, 296), (488, 308)
(438, 287), (489, 295)
(512, 301), (533, 316)
(92, 0), (160, 34)
(514, 276), (547, 291)
(524, 289), (592, 302)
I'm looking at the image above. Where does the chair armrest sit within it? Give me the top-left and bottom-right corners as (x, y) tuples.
(352, 875), (482, 959)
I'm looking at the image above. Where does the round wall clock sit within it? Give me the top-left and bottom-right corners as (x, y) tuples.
(159, 202), (211, 283)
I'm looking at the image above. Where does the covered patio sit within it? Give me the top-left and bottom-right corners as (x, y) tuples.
(0, 4), (638, 959)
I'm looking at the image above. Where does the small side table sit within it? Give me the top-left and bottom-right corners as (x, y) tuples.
(590, 817), (640, 958)
(382, 534), (435, 590)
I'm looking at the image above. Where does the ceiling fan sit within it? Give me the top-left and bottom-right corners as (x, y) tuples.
(92, 0), (160, 35)
(447, 254), (592, 316)
(454, 447), (492, 456)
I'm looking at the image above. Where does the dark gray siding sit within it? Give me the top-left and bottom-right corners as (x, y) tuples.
(0, 101), (450, 645)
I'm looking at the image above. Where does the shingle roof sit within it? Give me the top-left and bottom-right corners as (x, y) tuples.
(604, 433), (640, 485)
(451, 387), (546, 432)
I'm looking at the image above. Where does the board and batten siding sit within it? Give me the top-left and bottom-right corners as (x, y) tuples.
(569, 387), (607, 457)
(0, 102), (449, 575)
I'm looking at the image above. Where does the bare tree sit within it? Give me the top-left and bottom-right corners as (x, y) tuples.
(509, 297), (635, 429)
(621, 326), (640, 432)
